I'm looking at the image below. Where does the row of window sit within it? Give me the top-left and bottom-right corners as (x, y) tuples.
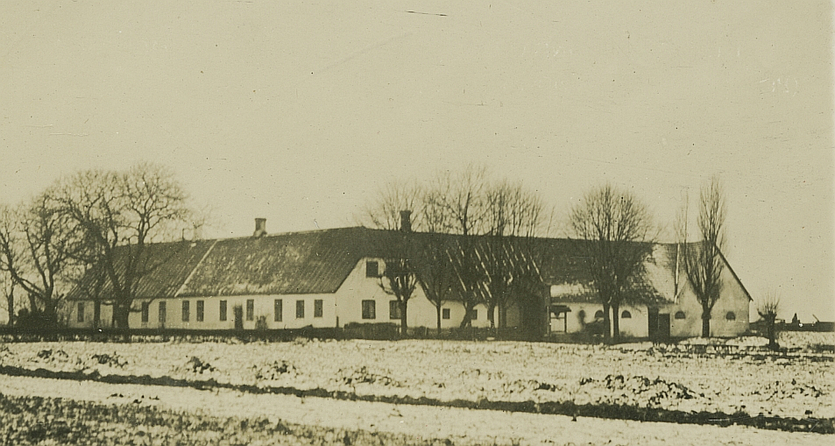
(358, 300), (478, 321)
(584, 310), (632, 320)
(671, 310), (736, 321)
(78, 299), (488, 324)
(576, 309), (737, 321)
(77, 299), (325, 324)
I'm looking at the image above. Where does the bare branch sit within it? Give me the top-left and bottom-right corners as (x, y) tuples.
(568, 183), (655, 341)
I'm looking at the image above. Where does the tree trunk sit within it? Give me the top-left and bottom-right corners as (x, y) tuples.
(766, 316), (779, 350)
(701, 311), (710, 338)
(27, 293), (37, 312)
(42, 300), (58, 328)
(5, 290), (13, 326)
(93, 300), (102, 329)
(602, 303), (611, 342)
(113, 302), (131, 329)
(487, 303), (496, 329)
(436, 305), (442, 334)
(399, 300), (408, 337)
(611, 304), (620, 341)
(459, 304), (474, 328)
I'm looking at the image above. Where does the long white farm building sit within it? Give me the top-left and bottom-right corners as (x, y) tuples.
(66, 218), (752, 338)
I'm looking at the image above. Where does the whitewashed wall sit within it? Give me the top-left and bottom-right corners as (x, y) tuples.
(667, 266), (751, 338)
(549, 302), (648, 338)
(333, 258), (499, 329)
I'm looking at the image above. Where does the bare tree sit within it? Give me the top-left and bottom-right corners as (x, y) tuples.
(0, 270), (15, 326)
(54, 162), (193, 329)
(431, 164), (489, 236)
(449, 236), (487, 328)
(433, 165), (493, 328)
(569, 184), (654, 341)
(0, 195), (80, 327)
(414, 235), (456, 333)
(757, 289), (781, 351)
(482, 180), (546, 329)
(680, 176), (726, 338)
(357, 180), (424, 231)
(378, 228), (418, 336)
(361, 166), (549, 332)
(415, 192), (456, 332)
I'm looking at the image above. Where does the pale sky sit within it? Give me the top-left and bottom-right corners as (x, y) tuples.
(1, 1), (832, 321)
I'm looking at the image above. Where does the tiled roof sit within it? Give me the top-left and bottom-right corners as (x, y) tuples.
(66, 239), (217, 300)
(178, 227), (397, 297)
(67, 227), (745, 305)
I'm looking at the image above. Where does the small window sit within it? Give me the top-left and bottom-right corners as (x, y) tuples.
(621, 310), (632, 319)
(246, 299), (255, 321)
(314, 299), (323, 318)
(390, 300), (402, 320)
(470, 309), (478, 320)
(219, 300), (227, 321)
(158, 301), (167, 324)
(442, 308), (450, 319)
(674, 311), (686, 320)
(296, 300), (305, 319)
(182, 300), (190, 322)
(361, 300), (376, 319)
(725, 311), (736, 321)
(594, 310), (604, 319)
(141, 302), (149, 323)
(366, 260), (380, 278)
(77, 302), (85, 323)
(196, 300), (204, 322)
(274, 299), (283, 322)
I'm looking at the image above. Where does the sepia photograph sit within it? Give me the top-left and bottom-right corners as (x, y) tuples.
(0, 1), (832, 444)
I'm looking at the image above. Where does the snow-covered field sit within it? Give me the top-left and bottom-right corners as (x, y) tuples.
(0, 331), (831, 422)
(0, 374), (827, 446)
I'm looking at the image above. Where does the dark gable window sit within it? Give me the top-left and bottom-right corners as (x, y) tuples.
(246, 299), (255, 321)
(674, 311), (686, 320)
(725, 311), (736, 321)
(182, 300), (190, 322)
(314, 299), (323, 318)
(158, 301), (167, 323)
(77, 302), (84, 323)
(196, 300), (204, 322)
(366, 261), (380, 278)
(442, 308), (450, 320)
(274, 299), (283, 322)
(141, 302), (149, 323)
(621, 310), (632, 319)
(296, 300), (305, 319)
(219, 300), (227, 321)
(362, 300), (376, 319)
(470, 309), (478, 320)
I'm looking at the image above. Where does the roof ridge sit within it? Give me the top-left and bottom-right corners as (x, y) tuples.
(174, 239), (219, 297)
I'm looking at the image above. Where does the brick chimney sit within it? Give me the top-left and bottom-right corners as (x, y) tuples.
(253, 218), (267, 237)
(399, 210), (412, 233)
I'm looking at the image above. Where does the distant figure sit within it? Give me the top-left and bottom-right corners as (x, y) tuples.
(791, 313), (799, 326)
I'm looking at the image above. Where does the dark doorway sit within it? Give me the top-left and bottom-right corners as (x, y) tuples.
(233, 305), (244, 330)
(648, 309), (670, 340)
(657, 313), (670, 339)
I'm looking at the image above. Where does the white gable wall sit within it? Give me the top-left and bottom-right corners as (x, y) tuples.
(667, 264), (750, 337)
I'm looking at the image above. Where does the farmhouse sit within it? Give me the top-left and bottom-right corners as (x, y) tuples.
(544, 244), (752, 338)
(66, 217), (751, 339)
